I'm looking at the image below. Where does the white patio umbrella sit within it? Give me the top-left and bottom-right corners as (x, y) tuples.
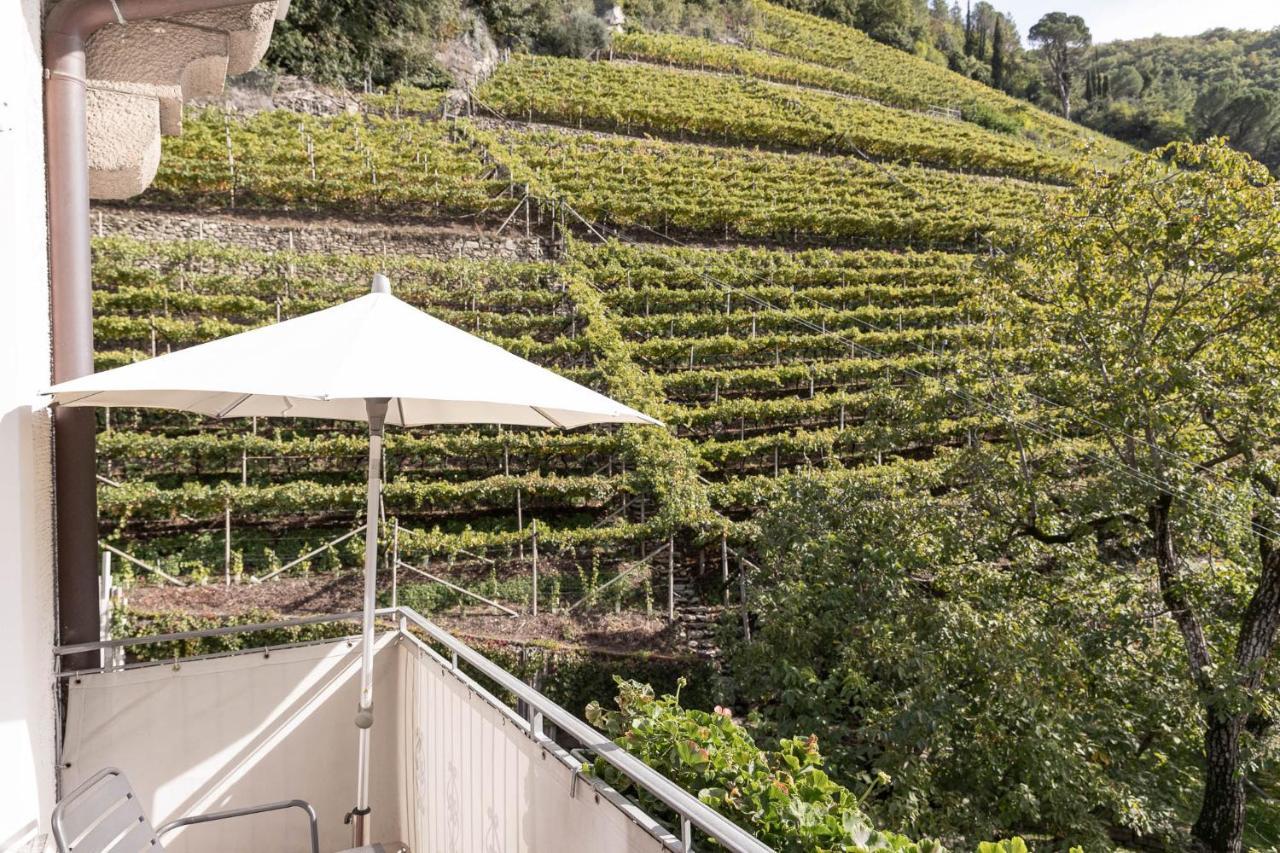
(46, 274), (659, 846)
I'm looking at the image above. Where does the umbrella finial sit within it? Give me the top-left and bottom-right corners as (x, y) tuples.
(371, 273), (391, 295)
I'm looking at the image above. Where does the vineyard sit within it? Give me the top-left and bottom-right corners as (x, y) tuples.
(476, 54), (1082, 183)
(102, 0), (1107, 631)
(81, 2), (1280, 847)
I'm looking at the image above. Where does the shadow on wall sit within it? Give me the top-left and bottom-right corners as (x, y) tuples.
(60, 636), (403, 852)
(0, 404), (56, 853)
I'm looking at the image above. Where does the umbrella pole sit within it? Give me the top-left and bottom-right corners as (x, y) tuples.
(352, 397), (389, 847)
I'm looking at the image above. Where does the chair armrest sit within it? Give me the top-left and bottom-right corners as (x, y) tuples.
(156, 798), (320, 853)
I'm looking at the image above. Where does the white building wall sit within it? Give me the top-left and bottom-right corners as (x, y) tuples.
(0, 1), (57, 850)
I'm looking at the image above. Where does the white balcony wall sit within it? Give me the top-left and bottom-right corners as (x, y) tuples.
(62, 636), (404, 852)
(0, 0), (57, 850)
(399, 642), (666, 852)
(61, 635), (673, 852)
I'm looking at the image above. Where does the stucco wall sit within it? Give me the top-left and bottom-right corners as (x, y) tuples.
(0, 0), (57, 851)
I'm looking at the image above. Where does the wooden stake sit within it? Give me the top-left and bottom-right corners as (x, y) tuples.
(667, 534), (675, 622)
(721, 532), (729, 607)
(531, 519), (539, 616)
(516, 488), (524, 559)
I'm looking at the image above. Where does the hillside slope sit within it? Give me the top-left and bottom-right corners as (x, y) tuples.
(1074, 26), (1280, 170)
(100, 1), (1117, 605)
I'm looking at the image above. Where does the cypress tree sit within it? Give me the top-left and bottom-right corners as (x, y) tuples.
(991, 20), (1005, 88)
(963, 1), (974, 57)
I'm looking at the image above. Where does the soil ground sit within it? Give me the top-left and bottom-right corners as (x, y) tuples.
(127, 573), (687, 658)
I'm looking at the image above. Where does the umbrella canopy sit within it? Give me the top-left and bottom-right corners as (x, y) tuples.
(47, 277), (658, 428)
(45, 275), (660, 846)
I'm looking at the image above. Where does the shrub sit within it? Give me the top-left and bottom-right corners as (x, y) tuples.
(587, 677), (944, 852)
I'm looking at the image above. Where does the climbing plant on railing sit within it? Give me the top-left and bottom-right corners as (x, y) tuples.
(587, 677), (944, 851)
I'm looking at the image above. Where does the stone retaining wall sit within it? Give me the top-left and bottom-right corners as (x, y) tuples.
(92, 207), (547, 262)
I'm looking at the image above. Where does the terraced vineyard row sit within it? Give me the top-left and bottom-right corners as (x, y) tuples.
(94, 231), (1009, 576)
(481, 126), (1051, 248)
(477, 54), (1080, 183)
(144, 108), (1052, 252)
(146, 110), (505, 217)
(748, 1), (1132, 161)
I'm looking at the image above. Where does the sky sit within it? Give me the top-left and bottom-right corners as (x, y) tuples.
(995, 0), (1280, 44)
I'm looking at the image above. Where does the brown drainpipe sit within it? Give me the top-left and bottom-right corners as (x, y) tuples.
(45, 0), (274, 670)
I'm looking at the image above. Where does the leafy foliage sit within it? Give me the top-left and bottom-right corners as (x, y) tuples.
(975, 138), (1280, 851)
(725, 469), (1203, 847)
(1071, 29), (1280, 173)
(264, 0), (459, 86)
(587, 677), (946, 851)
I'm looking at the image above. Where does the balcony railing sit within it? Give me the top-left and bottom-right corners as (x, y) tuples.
(54, 606), (772, 853)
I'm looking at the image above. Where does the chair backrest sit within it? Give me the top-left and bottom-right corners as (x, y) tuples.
(52, 768), (163, 853)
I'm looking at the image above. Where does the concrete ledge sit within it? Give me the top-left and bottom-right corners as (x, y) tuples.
(86, 87), (163, 200)
(86, 19), (230, 99)
(178, 1), (281, 75)
(65, 0), (287, 199)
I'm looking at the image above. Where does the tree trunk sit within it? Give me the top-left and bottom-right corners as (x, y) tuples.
(1150, 497), (1213, 687)
(1058, 72), (1072, 120)
(1182, 475), (1280, 851)
(1189, 479), (1280, 849)
(1148, 496), (1247, 851)
(1191, 712), (1245, 852)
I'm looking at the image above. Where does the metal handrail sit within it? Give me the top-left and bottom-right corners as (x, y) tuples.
(157, 799), (320, 853)
(54, 609), (386, 656)
(396, 607), (773, 853)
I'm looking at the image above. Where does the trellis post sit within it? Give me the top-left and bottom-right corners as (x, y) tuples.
(721, 531), (729, 607)
(667, 534), (675, 622)
(516, 487), (524, 559)
(531, 519), (539, 616)
(739, 554), (751, 642)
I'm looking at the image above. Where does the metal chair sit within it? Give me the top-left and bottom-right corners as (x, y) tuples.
(52, 767), (320, 853)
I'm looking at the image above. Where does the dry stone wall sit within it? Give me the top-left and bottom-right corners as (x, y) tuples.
(93, 207), (547, 262)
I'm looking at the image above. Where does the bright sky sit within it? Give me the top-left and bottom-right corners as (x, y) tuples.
(996, 0), (1280, 44)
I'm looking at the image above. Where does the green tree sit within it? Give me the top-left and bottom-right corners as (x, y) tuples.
(265, 0), (458, 86)
(1109, 65), (1143, 99)
(726, 464), (1202, 844)
(990, 18), (1004, 89)
(1028, 11), (1090, 119)
(984, 139), (1280, 852)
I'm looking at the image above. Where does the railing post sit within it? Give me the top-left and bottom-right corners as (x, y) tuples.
(100, 549), (112, 670)
(532, 708), (545, 741)
(391, 518), (399, 611)
(531, 519), (539, 616)
(224, 499), (232, 585)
